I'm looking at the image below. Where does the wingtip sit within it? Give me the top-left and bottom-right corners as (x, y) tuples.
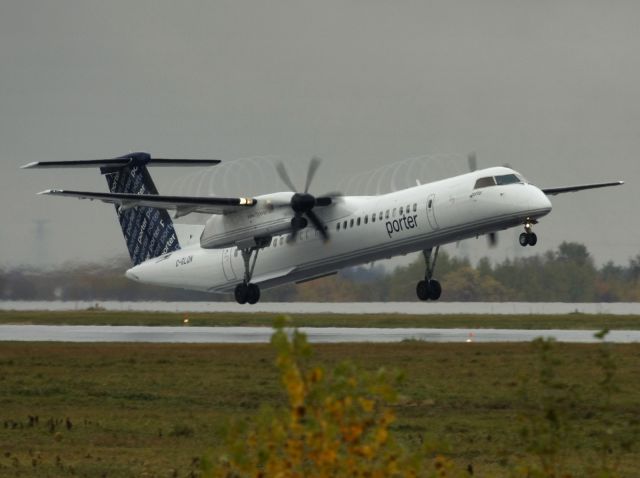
(21, 162), (39, 169)
(37, 189), (58, 195)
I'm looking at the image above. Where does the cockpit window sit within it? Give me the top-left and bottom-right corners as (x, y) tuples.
(495, 174), (522, 185)
(474, 176), (496, 189)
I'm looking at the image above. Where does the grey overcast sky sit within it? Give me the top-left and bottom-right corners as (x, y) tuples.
(1, 0), (638, 268)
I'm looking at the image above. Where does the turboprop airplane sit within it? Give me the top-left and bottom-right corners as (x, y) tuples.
(23, 152), (623, 304)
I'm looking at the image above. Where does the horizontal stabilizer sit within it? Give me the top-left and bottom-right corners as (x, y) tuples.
(22, 158), (220, 169)
(38, 189), (256, 216)
(542, 181), (624, 196)
(21, 152), (220, 170)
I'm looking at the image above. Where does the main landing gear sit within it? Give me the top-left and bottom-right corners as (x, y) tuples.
(519, 219), (538, 247)
(234, 244), (265, 305)
(416, 246), (442, 301)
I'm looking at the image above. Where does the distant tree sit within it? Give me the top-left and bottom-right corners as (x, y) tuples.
(2, 245), (640, 302)
(442, 266), (512, 301)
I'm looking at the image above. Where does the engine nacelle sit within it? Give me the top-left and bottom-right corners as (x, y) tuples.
(200, 192), (294, 249)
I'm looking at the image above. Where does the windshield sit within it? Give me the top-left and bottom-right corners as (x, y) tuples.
(495, 174), (522, 185)
(474, 173), (525, 189)
(474, 177), (496, 189)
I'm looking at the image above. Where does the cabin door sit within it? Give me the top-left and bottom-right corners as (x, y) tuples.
(222, 248), (238, 281)
(426, 193), (439, 230)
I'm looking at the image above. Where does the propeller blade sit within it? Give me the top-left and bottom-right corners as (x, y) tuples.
(276, 162), (298, 192)
(468, 152), (478, 172)
(303, 156), (322, 193)
(306, 209), (329, 242)
(487, 232), (498, 247)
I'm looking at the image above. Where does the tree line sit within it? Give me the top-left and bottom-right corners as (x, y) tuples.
(1, 242), (639, 302)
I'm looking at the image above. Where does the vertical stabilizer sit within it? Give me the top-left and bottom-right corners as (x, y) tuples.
(101, 153), (180, 265)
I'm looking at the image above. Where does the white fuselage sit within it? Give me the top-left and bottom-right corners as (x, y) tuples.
(125, 167), (552, 294)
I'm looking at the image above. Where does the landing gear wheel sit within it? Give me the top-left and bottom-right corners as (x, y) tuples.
(428, 279), (442, 300)
(519, 232), (529, 247)
(416, 280), (429, 301)
(234, 283), (248, 304)
(519, 232), (538, 247)
(416, 279), (442, 301)
(417, 247), (443, 302)
(246, 283), (261, 305)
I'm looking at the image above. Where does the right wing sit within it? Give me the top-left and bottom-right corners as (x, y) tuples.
(38, 189), (256, 217)
(541, 181), (624, 196)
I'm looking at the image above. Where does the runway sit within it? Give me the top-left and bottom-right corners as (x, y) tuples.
(2, 301), (639, 314)
(1, 325), (639, 343)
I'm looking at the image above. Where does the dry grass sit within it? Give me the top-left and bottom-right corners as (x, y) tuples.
(2, 309), (640, 329)
(0, 340), (639, 476)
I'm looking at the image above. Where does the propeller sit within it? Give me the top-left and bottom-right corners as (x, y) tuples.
(275, 157), (338, 242)
(467, 152), (478, 172)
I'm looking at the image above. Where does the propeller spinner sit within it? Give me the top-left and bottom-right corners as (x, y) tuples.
(275, 157), (337, 242)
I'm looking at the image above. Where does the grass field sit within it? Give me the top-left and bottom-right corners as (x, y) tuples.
(2, 309), (640, 329)
(1, 337), (639, 477)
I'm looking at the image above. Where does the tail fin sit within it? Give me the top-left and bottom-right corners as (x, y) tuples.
(101, 153), (180, 265)
(24, 152), (221, 265)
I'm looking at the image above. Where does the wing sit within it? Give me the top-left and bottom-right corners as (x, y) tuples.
(39, 189), (256, 217)
(541, 181), (624, 196)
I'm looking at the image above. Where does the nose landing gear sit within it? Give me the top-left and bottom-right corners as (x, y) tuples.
(519, 219), (538, 247)
(416, 246), (442, 301)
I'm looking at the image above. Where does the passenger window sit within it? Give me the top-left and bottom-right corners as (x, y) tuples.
(364, 215), (368, 224)
(279, 237), (284, 246)
(399, 206), (403, 215)
(392, 208), (397, 217)
(428, 199), (433, 208)
(343, 220), (347, 229)
(357, 217), (361, 226)
(350, 218), (354, 227)
(385, 210), (389, 219)
(337, 222), (341, 231)
(379, 211), (383, 220)
(272, 238), (277, 247)
(474, 176), (496, 189)
(413, 203), (417, 212)
(372, 214), (376, 223)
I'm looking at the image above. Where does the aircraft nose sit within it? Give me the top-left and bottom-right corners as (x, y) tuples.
(531, 186), (552, 213)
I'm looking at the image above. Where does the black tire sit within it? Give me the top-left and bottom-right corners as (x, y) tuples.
(519, 232), (529, 247)
(416, 280), (429, 301)
(246, 283), (261, 305)
(234, 283), (248, 304)
(428, 280), (442, 300)
(527, 232), (538, 246)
